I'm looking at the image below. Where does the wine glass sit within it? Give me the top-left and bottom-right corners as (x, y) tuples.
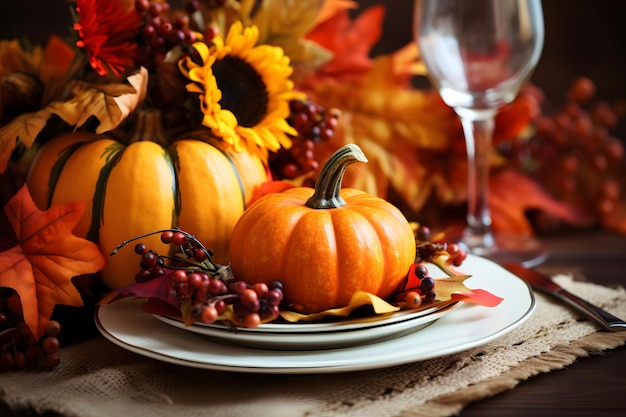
(414, 0), (547, 266)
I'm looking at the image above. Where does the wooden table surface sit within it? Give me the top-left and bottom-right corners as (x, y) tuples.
(460, 229), (626, 417)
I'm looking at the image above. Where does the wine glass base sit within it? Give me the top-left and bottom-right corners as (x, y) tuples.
(459, 230), (548, 268)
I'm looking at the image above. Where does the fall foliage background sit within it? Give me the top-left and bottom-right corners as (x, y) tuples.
(2, 0), (626, 108)
(2, 0), (626, 238)
(1, 0), (626, 210)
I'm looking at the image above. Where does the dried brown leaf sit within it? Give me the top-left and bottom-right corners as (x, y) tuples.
(0, 69), (147, 173)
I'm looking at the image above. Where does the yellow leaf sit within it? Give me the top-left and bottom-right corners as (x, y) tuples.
(252, 0), (328, 64)
(280, 290), (400, 323)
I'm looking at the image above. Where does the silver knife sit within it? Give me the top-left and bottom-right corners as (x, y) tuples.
(504, 263), (626, 332)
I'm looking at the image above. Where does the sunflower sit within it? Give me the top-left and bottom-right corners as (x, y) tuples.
(179, 21), (305, 159)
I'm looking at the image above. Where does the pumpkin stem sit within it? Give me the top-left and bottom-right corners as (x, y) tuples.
(305, 144), (368, 209)
(127, 109), (169, 146)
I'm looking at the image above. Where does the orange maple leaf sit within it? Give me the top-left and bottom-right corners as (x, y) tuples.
(0, 186), (106, 338)
(305, 3), (385, 83)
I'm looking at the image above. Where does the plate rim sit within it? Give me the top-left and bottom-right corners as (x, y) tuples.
(151, 301), (461, 350)
(95, 255), (536, 374)
(153, 299), (459, 335)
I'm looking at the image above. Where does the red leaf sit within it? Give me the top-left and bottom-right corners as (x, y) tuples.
(450, 289), (504, 307)
(0, 186), (106, 338)
(248, 180), (296, 206)
(141, 297), (181, 318)
(490, 168), (592, 235)
(306, 4), (385, 82)
(114, 273), (174, 304)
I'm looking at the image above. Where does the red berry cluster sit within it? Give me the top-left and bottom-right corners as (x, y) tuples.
(396, 263), (437, 309)
(120, 229), (284, 328)
(505, 77), (625, 231)
(269, 99), (340, 180)
(134, 0), (200, 70)
(414, 225), (468, 267)
(0, 291), (62, 372)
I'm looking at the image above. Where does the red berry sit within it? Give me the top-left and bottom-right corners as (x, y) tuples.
(267, 289), (283, 307)
(134, 243), (147, 255)
(241, 289), (258, 304)
(135, 0), (150, 12)
(404, 291), (422, 308)
(187, 273), (203, 289)
(568, 77), (595, 104)
(214, 300), (226, 314)
(45, 320), (62, 337)
(148, 2), (162, 17)
(252, 283), (269, 298)
(43, 352), (60, 369)
(243, 313), (261, 328)
(413, 264), (429, 279)
(204, 26), (219, 41)
(232, 281), (249, 294)
(193, 248), (207, 262)
(160, 231), (174, 244)
(12, 351), (27, 370)
(200, 305), (218, 324)
(42, 337), (60, 354)
(173, 269), (188, 284)
(0, 351), (14, 370)
(172, 231), (187, 246)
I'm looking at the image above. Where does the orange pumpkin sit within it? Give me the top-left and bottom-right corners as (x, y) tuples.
(229, 144), (416, 313)
(26, 110), (268, 289)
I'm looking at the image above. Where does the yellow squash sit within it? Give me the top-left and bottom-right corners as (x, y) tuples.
(26, 110), (268, 289)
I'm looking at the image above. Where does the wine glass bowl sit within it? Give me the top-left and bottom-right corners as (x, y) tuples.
(414, 0), (547, 266)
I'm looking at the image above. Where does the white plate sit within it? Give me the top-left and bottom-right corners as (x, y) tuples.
(153, 302), (460, 350)
(152, 259), (463, 350)
(95, 255), (535, 374)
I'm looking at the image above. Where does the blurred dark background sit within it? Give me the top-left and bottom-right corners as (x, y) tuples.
(1, 0), (626, 108)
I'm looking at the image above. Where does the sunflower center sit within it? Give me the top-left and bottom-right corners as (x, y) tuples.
(212, 56), (269, 127)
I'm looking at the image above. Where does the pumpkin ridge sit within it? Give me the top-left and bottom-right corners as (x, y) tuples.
(331, 207), (385, 299)
(286, 209), (338, 311)
(182, 133), (251, 209)
(46, 141), (88, 208)
(210, 145), (247, 210)
(167, 144), (182, 227)
(346, 197), (415, 296)
(86, 143), (125, 244)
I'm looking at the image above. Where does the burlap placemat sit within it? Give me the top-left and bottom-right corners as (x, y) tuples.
(1, 275), (625, 417)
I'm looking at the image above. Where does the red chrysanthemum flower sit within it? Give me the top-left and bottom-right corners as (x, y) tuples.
(74, 0), (141, 77)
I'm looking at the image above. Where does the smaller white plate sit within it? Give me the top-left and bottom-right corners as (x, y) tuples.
(162, 300), (454, 334)
(154, 302), (460, 350)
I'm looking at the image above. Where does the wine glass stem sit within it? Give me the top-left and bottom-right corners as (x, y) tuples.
(457, 108), (497, 248)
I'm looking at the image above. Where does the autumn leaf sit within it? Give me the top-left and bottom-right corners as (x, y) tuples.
(248, 180), (297, 206)
(489, 168), (592, 236)
(39, 35), (76, 86)
(0, 68), (148, 173)
(0, 186), (106, 338)
(251, 0), (333, 68)
(315, 0), (358, 24)
(304, 3), (384, 82)
(397, 261), (504, 307)
(280, 290), (400, 323)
